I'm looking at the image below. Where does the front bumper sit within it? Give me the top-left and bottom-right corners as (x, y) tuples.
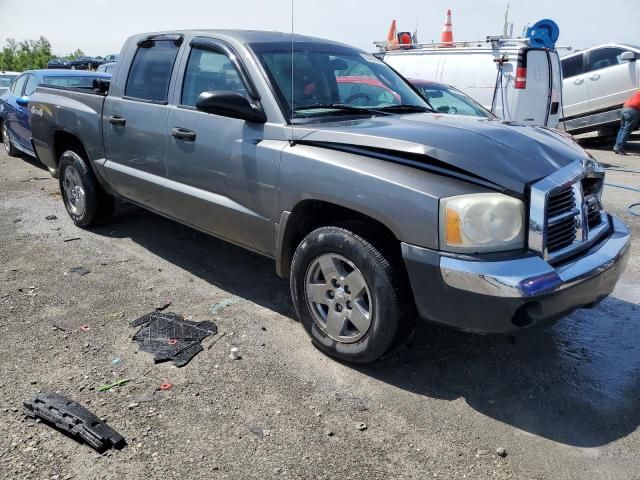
(401, 215), (630, 333)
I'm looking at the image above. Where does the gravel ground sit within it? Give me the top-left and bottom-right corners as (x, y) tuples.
(0, 138), (639, 480)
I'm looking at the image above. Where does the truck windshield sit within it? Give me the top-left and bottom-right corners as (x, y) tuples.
(43, 76), (105, 88)
(250, 41), (431, 122)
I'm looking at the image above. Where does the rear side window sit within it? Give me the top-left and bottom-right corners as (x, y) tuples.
(181, 48), (247, 107)
(24, 75), (39, 96)
(12, 75), (27, 96)
(125, 40), (180, 102)
(561, 54), (584, 78)
(587, 47), (625, 72)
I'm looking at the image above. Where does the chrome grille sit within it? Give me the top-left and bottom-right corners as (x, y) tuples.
(546, 185), (575, 217)
(529, 160), (609, 263)
(545, 185), (578, 253)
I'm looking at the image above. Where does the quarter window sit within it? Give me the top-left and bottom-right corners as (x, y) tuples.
(125, 40), (180, 102)
(561, 54), (584, 78)
(587, 47), (625, 72)
(24, 75), (39, 96)
(181, 48), (247, 107)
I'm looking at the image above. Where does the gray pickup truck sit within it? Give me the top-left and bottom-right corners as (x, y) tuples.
(27, 30), (630, 363)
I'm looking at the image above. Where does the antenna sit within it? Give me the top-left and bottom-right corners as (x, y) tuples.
(503, 4), (510, 37)
(290, 0), (295, 144)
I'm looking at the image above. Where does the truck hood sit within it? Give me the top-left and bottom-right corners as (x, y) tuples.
(295, 113), (591, 194)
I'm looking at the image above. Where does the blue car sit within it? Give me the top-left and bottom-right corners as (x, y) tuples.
(1, 69), (110, 160)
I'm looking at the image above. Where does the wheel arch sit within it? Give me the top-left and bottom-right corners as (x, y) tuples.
(275, 199), (405, 279)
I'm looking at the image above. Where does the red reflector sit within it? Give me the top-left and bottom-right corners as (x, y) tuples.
(515, 67), (527, 89)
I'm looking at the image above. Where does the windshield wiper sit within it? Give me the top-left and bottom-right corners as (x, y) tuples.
(292, 104), (389, 116)
(377, 104), (434, 113)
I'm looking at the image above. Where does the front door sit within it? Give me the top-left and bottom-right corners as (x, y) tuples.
(103, 36), (182, 214)
(163, 38), (279, 255)
(561, 53), (589, 119)
(4, 74), (27, 149)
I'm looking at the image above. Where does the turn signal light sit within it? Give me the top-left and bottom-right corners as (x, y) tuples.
(445, 208), (463, 245)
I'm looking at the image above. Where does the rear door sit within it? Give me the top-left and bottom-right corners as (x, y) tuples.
(547, 51), (562, 127)
(508, 49), (550, 126)
(561, 53), (588, 118)
(163, 37), (278, 255)
(585, 46), (639, 111)
(103, 35), (183, 213)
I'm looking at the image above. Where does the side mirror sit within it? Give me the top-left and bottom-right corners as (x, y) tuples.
(16, 96), (29, 107)
(196, 91), (267, 123)
(620, 51), (636, 62)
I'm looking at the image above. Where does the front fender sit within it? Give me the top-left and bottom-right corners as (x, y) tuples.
(277, 143), (495, 250)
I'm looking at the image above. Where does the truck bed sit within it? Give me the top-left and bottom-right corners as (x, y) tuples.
(29, 85), (108, 171)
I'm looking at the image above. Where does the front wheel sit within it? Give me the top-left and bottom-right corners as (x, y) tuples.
(59, 150), (113, 227)
(291, 226), (411, 364)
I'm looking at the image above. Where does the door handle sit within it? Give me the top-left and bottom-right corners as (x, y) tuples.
(109, 116), (126, 126)
(171, 127), (196, 142)
(573, 78), (584, 85)
(589, 74), (600, 81)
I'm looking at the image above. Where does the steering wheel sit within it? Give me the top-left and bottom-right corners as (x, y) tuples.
(344, 93), (372, 105)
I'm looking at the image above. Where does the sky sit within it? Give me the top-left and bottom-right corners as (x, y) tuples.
(0, 0), (638, 57)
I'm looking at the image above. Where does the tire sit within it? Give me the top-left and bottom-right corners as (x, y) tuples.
(1, 122), (19, 157)
(58, 149), (114, 227)
(290, 225), (412, 364)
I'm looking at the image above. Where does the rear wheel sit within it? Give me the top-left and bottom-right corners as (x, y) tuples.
(291, 225), (412, 364)
(59, 150), (113, 227)
(1, 122), (19, 157)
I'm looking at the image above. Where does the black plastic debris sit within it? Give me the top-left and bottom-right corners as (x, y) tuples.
(69, 266), (91, 276)
(131, 312), (217, 367)
(45, 215), (58, 221)
(23, 392), (125, 452)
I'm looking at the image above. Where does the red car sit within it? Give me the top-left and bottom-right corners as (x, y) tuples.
(409, 79), (495, 118)
(335, 76), (401, 105)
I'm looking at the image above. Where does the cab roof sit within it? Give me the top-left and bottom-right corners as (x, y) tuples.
(136, 29), (356, 49)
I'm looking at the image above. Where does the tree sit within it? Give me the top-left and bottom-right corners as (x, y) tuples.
(66, 49), (85, 60)
(0, 36), (76, 71)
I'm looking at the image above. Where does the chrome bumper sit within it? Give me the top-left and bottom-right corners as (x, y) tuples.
(440, 216), (629, 298)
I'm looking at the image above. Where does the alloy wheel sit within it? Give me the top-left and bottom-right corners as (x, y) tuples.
(304, 253), (373, 343)
(62, 165), (86, 217)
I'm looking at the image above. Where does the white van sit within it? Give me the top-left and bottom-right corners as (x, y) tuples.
(382, 38), (563, 127)
(560, 43), (640, 135)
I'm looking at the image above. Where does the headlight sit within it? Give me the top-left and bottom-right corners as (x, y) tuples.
(440, 193), (525, 253)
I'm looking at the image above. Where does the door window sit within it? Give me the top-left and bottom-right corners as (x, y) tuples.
(561, 54), (584, 78)
(125, 40), (180, 102)
(24, 75), (39, 96)
(11, 75), (27, 96)
(180, 48), (247, 107)
(587, 47), (626, 72)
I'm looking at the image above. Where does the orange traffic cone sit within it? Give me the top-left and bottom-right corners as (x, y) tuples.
(386, 19), (399, 50)
(440, 10), (454, 47)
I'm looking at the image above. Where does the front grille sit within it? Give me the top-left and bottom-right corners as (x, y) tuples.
(547, 185), (575, 217)
(546, 186), (578, 253)
(529, 160), (609, 263)
(586, 199), (602, 229)
(582, 177), (604, 230)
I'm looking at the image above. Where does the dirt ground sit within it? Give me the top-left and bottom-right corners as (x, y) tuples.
(0, 138), (639, 480)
